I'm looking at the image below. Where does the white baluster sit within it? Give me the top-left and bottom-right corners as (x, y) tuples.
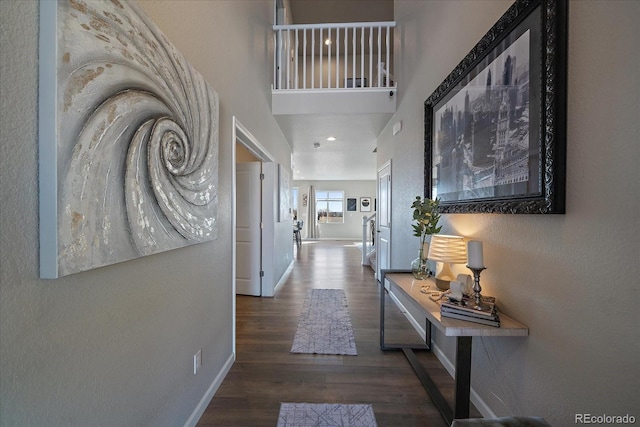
(360, 26), (364, 88)
(352, 27), (356, 87)
(311, 29), (315, 89)
(295, 29), (299, 89)
(319, 27), (323, 88)
(386, 26), (390, 87)
(377, 27), (382, 87)
(336, 27), (340, 88)
(369, 26), (373, 88)
(327, 28), (332, 88)
(344, 27), (348, 88)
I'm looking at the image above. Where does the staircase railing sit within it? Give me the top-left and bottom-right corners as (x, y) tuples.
(273, 21), (396, 91)
(361, 213), (376, 266)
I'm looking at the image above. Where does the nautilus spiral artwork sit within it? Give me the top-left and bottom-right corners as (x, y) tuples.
(39, 0), (219, 278)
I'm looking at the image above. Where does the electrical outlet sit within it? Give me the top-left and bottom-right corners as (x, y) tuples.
(193, 349), (202, 375)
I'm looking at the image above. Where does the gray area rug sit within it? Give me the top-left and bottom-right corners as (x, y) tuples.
(277, 403), (377, 427)
(290, 289), (357, 355)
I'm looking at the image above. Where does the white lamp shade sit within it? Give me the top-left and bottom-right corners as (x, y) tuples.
(427, 235), (467, 264)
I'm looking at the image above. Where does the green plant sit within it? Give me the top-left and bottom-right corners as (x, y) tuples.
(411, 196), (442, 253)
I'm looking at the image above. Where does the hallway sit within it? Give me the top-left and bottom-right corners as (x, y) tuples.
(197, 241), (470, 426)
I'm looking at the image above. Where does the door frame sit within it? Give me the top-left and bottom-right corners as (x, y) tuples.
(232, 116), (276, 352)
(376, 160), (392, 282)
(236, 162), (263, 297)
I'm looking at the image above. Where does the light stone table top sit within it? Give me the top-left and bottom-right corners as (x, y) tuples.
(386, 273), (529, 337)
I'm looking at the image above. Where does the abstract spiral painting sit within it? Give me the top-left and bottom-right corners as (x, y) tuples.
(39, 0), (219, 278)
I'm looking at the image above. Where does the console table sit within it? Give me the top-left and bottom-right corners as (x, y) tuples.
(380, 270), (528, 425)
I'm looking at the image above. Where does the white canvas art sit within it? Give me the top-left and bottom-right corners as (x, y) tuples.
(39, 0), (219, 278)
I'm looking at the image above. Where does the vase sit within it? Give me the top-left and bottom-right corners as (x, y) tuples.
(411, 248), (429, 280)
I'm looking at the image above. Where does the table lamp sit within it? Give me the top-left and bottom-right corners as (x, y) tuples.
(427, 234), (468, 290)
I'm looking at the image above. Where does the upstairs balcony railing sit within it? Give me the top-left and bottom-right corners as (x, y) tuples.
(273, 21), (396, 91)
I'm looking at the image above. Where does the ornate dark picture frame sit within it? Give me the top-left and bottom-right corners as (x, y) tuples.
(424, 0), (567, 214)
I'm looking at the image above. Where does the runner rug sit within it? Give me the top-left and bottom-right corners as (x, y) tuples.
(290, 289), (358, 355)
(277, 403), (377, 427)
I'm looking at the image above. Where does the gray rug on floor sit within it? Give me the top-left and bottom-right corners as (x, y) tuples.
(277, 403), (377, 427)
(290, 289), (357, 355)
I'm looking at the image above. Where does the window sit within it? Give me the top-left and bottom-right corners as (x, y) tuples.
(316, 190), (344, 224)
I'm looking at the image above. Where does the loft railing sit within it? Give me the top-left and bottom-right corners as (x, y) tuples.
(273, 21), (396, 91)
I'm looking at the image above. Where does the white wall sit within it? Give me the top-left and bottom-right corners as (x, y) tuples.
(0, 1), (291, 426)
(378, 1), (640, 424)
(294, 180), (376, 240)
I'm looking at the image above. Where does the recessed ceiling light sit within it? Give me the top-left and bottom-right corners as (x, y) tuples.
(313, 142), (321, 149)
(326, 136), (336, 141)
(325, 39), (332, 45)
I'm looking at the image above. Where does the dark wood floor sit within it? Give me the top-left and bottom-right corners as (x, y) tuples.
(197, 241), (475, 426)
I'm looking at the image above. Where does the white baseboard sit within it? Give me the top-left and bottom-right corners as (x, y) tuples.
(388, 291), (496, 419)
(183, 352), (235, 427)
(271, 260), (294, 297)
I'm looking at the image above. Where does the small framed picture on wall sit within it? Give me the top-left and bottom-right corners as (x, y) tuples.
(360, 197), (372, 212)
(347, 198), (357, 212)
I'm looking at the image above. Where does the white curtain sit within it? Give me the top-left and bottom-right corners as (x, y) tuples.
(306, 185), (319, 239)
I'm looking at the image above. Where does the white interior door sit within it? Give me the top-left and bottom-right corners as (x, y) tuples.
(377, 161), (391, 282)
(236, 162), (262, 296)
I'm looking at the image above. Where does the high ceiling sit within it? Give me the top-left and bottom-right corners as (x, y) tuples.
(276, 113), (391, 181)
(279, 0), (394, 182)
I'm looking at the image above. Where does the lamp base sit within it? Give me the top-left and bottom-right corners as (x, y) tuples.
(433, 261), (456, 290)
(435, 277), (451, 291)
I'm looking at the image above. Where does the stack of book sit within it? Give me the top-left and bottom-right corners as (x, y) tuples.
(440, 295), (500, 327)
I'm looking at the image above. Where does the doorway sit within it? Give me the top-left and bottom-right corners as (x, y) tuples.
(236, 156), (263, 296)
(233, 117), (276, 298)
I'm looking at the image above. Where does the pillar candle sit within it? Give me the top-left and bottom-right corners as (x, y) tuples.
(467, 240), (484, 268)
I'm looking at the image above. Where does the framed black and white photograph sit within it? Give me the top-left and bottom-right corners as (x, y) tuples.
(347, 198), (357, 212)
(360, 197), (372, 212)
(424, 0), (567, 214)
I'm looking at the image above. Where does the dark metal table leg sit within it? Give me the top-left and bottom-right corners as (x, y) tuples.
(379, 270), (473, 426)
(403, 347), (453, 425)
(454, 336), (473, 419)
(380, 269), (420, 350)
